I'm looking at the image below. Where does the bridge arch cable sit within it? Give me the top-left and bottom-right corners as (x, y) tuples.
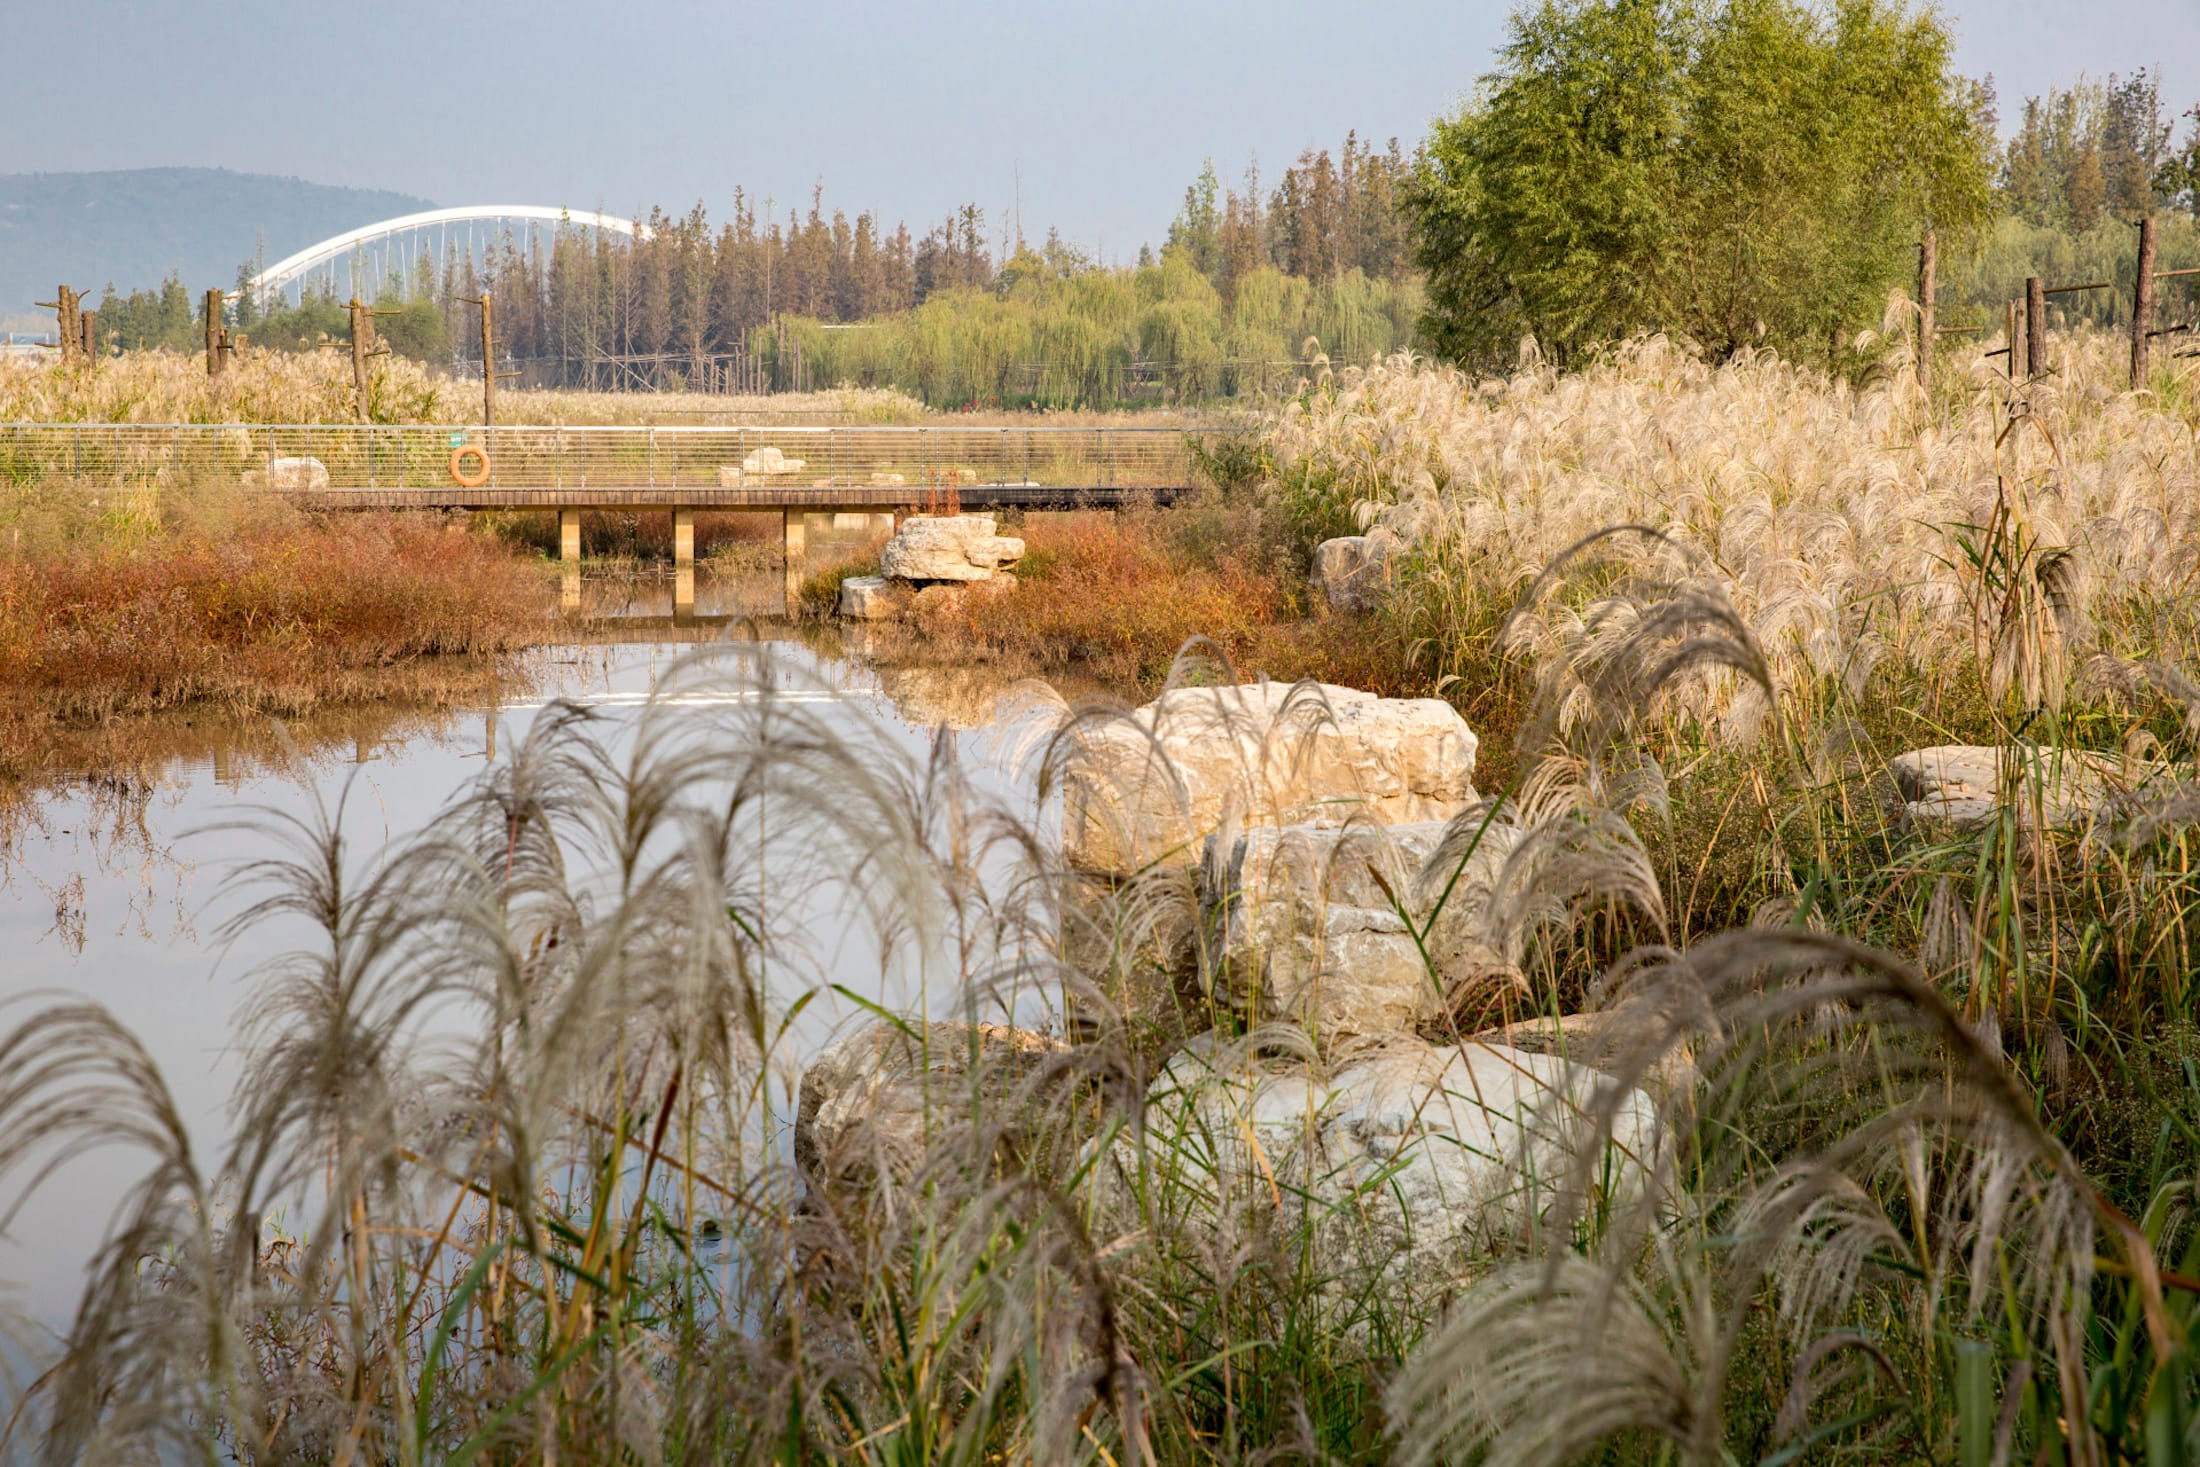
(248, 206), (651, 312)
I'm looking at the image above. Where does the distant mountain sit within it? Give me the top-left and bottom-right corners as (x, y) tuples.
(0, 167), (435, 323)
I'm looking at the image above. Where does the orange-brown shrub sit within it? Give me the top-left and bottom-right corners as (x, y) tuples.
(912, 505), (1416, 696)
(0, 514), (546, 724)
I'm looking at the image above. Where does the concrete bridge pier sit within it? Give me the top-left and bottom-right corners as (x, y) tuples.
(782, 509), (806, 615)
(673, 507), (695, 615)
(560, 508), (582, 612)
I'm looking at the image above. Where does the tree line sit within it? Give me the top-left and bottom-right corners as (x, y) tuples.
(83, 8), (2200, 399)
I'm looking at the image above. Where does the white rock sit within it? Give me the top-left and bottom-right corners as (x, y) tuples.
(1208, 817), (1523, 1036)
(1890, 744), (2167, 830)
(1062, 681), (1479, 877)
(1111, 1033), (1657, 1297)
(867, 471), (907, 488)
(837, 574), (903, 621)
(794, 1020), (1067, 1195)
(740, 446), (806, 476)
(878, 514), (1026, 582)
(716, 464), (746, 487)
(1309, 528), (1401, 612)
(256, 456), (329, 491)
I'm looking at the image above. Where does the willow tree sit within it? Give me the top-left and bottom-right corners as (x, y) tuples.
(1411, 0), (1994, 366)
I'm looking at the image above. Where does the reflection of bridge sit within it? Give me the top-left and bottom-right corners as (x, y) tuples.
(2, 422), (1227, 612)
(249, 206), (648, 311)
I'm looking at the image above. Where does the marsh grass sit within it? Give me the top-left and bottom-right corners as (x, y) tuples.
(1, 629), (2193, 1465)
(6, 322), (2200, 1463)
(0, 479), (546, 774)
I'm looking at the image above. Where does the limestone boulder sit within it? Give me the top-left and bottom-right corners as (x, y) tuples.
(837, 575), (906, 621)
(741, 445), (806, 476)
(244, 456), (329, 491)
(1890, 744), (2169, 831)
(795, 1020), (1067, 1197)
(879, 514), (1025, 582)
(1062, 681), (1479, 877)
(1308, 526), (1404, 612)
(1207, 816), (1523, 1036)
(1108, 1032), (1658, 1300)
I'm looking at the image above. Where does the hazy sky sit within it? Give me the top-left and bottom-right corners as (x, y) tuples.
(7, 0), (2199, 255)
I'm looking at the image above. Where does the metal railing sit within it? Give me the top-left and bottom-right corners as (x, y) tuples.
(0, 423), (1233, 495)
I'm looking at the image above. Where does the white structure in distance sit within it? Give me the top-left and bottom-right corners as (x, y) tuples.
(248, 206), (650, 313)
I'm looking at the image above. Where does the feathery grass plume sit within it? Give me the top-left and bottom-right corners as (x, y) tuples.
(1268, 331), (2200, 743)
(1388, 929), (2178, 1467)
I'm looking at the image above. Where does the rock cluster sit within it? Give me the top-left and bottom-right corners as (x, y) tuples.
(717, 446), (808, 485)
(794, 678), (1658, 1298)
(242, 455), (330, 491)
(838, 514), (1025, 620)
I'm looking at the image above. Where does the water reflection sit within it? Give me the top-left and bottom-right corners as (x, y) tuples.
(0, 626), (1070, 1329)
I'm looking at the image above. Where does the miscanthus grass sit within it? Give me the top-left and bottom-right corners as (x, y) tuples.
(2, 633), (2195, 1466)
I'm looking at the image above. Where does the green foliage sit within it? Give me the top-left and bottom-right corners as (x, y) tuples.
(2000, 71), (2177, 230)
(1412, 0), (1995, 365)
(780, 258), (1420, 409)
(1951, 213), (2200, 328)
(93, 273), (201, 353)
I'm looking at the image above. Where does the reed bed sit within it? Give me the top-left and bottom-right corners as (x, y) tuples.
(0, 494), (546, 775)
(4, 324), (2199, 1463)
(0, 640), (2190, 1465)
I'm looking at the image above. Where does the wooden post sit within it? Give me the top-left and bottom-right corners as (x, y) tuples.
(39, 286), (83, 368)
(77, 309), (98, 362)
(1916, 229), (1936, 390)
(348, 297), (374, 422)
(2024, 276), (2046, 380)
(204, 288), (229, 378)
(480, 293), (496, 426)
(2132, 214), (2159, 389)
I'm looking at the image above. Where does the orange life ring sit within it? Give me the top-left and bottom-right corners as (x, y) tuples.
(450, 444), (491, 488)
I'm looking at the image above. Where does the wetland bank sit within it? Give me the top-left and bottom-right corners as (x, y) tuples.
(8, 0), (2200, 1455)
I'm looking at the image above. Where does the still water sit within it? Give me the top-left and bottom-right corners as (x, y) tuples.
(0, 617), (1063, 1328)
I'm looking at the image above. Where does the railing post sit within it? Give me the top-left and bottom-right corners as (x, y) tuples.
(648, 427), (656, 489)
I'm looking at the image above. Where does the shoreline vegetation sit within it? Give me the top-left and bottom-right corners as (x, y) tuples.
(8, 1), (2200, 1450)
(5, 320), (2200, 1461)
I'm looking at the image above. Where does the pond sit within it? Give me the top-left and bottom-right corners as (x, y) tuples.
(0, 611), (1076, 1331)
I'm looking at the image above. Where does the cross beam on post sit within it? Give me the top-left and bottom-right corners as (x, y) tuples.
(204, 288), (234, 379)
(456, 295), (521, 427)
(36, 286), (85, 369)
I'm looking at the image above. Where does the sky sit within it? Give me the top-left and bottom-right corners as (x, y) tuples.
(6, 0), (2200, 257)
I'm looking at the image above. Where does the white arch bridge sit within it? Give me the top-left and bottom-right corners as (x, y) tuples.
(248, 206), (651, 312)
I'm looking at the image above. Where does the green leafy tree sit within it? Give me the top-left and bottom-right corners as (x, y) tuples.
(1410, 0), (1994, 366)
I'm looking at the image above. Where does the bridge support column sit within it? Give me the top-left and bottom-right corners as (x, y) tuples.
(672, 507), (695, 616)
(560, 508), (581, 613)
(782, 508), (806, 617)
